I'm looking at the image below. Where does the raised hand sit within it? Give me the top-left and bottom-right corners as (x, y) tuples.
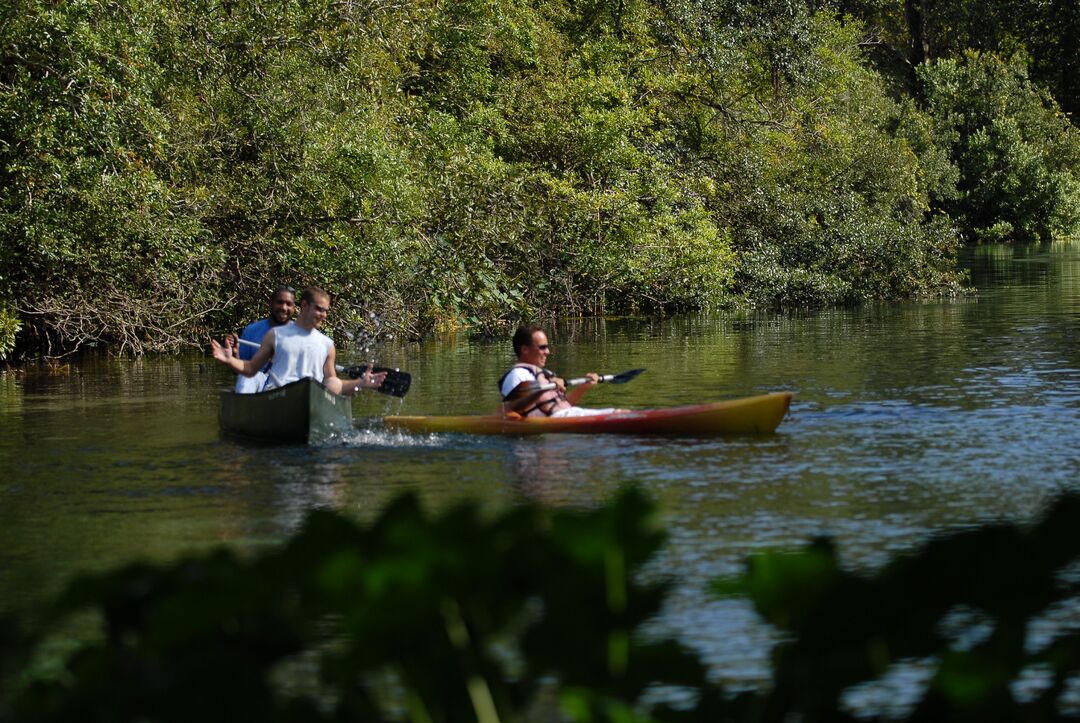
(360, 364), (388, 390)
(210, 337), (233, 363)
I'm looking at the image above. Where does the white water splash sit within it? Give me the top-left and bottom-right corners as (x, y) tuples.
(343, 427), (445, 448)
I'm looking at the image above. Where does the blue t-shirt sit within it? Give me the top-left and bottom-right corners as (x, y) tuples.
(234, 319), (293, 393)
(238, 318), (274, 360)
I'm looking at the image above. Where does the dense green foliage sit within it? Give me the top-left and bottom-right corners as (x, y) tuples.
(918, 52), (1080, 242)
(840, 0), (1080, 118)
(836, 1), (1080, 244)
(657, 2), (962, 305)
(717, 492), (1080, 720)
(2, 0), (1079, 355)
(3, 487), (1080, 721)
(0, 304), (18, 361)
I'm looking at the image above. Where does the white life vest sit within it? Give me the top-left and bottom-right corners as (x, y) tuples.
(498, 363), (572, 417)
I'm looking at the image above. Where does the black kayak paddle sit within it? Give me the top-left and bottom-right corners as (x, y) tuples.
(527, 368), (646, 391)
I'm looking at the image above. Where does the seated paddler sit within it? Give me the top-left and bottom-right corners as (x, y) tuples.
(210, 286), (386, 396)
(226, 284), (296, 394)
(499, 325), (618, 418)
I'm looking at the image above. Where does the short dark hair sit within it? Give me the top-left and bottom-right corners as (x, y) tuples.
(300, 287), (330, 305)
(271, 285), (296, 300)
(512, 325), (544, 356)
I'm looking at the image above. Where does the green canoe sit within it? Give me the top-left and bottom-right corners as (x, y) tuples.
(219, 377), (353, 443)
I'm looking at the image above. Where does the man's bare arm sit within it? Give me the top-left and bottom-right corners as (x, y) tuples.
(211, 330), (274, 377)
(565, 372), (599, 406)
(322, 347), (387, 396)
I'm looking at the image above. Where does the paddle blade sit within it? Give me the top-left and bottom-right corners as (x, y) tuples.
(342, 365), (412, 398)
(607, 368), (646, 384)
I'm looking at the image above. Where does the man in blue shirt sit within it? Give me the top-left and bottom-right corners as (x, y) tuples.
(228, 285), (296, 393)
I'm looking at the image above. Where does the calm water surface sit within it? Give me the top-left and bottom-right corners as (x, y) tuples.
(3, 242), (1080, 691)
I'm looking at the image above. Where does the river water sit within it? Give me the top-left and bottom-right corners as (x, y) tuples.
(3, 241), (1080, 692)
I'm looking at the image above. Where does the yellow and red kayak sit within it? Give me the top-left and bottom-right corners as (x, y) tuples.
(384, 392), (793, 436)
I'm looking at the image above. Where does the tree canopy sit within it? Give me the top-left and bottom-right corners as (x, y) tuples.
(2, 0), (1078, 356)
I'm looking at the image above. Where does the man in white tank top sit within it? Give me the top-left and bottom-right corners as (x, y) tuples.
(210, 287), (386, 396)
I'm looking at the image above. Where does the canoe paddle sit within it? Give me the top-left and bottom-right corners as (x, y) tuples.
(236, 338), (412, 398)
(339, 365), (411, 398)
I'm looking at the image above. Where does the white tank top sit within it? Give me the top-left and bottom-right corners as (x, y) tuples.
(264, 325), (333, 388)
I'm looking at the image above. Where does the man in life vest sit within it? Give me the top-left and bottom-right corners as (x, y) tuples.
(210, 286), (386, 396)
(498, 325), (617, 418)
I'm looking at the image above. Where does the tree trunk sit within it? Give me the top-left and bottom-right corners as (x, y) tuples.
(904, 0), (931, 101)
(1054, 0), (1080, 118)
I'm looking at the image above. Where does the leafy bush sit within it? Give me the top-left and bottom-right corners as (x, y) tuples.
(0, 0), (225, 355)
(5, 486), (1080, 721)
(0, 305), (18, 361)
(0, 488), (717, 722)
(1, 0), (991, 354)
(718, 491), (1080, 720)
(843, 0), (1080, 121)
(655, 6), (964, 306)
(919, 52), (1080, 242)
